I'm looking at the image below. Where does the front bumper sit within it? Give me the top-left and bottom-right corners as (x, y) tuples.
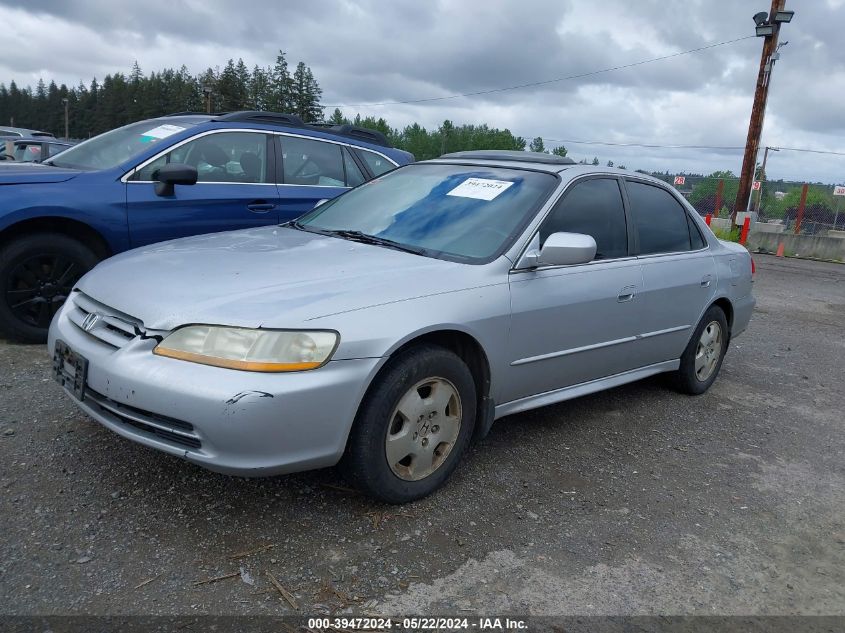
(48, 303), (380, 476)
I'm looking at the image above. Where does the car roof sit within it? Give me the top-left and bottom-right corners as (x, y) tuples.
(426, 150), (578, 174)
(14, 137), (74, 145)
(0, 127), (54, 138)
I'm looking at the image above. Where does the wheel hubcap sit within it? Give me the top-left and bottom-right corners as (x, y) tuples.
(385, 377), (462, 481)
(694, 321), (723, 382)
(5, 254), (81, 328)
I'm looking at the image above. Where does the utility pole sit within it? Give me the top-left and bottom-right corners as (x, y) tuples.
(733, 0), (794, 223)
(753, 145), (779, 214)
(61, 98), (69, 140)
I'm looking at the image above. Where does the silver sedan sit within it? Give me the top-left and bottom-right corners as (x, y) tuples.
(49, 150), (755, 502)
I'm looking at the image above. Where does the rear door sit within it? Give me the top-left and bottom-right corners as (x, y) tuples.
(503, 176), (646, 403)
(624, 178), (716, 366)
(275, 135), (363, 222)
(126, 130), (280, 247)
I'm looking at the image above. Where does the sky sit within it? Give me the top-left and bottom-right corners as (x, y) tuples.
(1, 0), (844, 183)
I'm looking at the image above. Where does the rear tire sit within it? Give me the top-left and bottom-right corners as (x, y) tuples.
(342, 344), (476, 503)
(0, 233), (100, 343)
(671, 305), (729, 395)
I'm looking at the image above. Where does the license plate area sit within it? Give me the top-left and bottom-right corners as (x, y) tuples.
(53, 340), (89, 401)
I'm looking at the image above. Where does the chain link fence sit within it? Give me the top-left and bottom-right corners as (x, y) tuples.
(652, 175), (845, 237)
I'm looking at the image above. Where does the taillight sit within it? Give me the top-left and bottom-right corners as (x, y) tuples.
(750, 257), (756, 280)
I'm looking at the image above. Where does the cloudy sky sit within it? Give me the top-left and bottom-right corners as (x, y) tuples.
(2, 0), (843, 183)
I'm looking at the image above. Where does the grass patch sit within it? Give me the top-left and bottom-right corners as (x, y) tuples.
(712, 226), (741, 242)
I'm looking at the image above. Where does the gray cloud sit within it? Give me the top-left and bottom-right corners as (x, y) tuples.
(0, 0), (842, 181)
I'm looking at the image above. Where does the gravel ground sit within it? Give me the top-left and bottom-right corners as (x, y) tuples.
(0, 255), (843, 616)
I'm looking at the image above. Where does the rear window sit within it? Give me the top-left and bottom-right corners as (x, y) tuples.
(626, 181), (695, 255)
(357, 149), (396, 176)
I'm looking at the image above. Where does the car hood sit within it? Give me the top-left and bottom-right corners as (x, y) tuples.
(0, 163), (81, 184)
(78, 226), (482, 331)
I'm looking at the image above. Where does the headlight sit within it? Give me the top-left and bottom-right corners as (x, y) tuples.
(153, 326), (338, 372)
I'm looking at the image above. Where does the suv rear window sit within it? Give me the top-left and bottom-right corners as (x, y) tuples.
(357, 149), (396, 176)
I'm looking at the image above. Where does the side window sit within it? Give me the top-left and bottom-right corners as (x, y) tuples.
(136, 132), (269, 183)
(357, 149), (396, 176)
(626, 181), (693, 255)
(343, 147), (366, 187)
(282, 136), (345, 187)
(539, 178), (628, 260)
(687, 214), (706, 249)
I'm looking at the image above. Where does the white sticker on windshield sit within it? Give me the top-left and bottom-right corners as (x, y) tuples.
(446, 177), (514, 201)
(139, 124), (185, 141)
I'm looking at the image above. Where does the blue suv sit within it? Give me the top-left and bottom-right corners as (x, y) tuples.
(0, 111), (413, 342)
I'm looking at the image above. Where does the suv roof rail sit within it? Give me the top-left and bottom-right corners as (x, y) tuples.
(440, 150), (576, 165)
(214, 111), (306, 127)
(325, 124), (390, 148)
(165, 111), (220, 117)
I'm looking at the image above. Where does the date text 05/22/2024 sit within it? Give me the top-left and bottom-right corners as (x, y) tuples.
(307, 616), (528, 630)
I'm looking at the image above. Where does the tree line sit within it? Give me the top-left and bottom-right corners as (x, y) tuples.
(0, 51), (322, 138)
(0, 55), (556, 161)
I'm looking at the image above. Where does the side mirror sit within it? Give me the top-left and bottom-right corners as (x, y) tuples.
(537, 232), (597, 266)
(154, 163), (198, 196)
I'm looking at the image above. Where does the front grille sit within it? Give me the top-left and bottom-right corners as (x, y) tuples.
(85, 388), (202, 450)
(67, 292), (142, 349)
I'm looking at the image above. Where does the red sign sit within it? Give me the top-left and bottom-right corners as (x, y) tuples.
(673, 176), (685, 185)
(752, 181), (761, 191)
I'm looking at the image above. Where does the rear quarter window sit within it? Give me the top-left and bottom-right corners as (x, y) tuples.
(626, 181), (696, 255)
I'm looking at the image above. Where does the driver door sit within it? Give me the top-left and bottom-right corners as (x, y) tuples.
(126, 131), (281, 247)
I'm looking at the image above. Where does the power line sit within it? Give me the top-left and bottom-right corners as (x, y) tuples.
(532, 137), (746, 151)
(775, 146), (845, 157)
(325, 35), (756, 108)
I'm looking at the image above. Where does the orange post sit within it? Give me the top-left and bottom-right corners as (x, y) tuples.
(776, 242), (785, 257)
(794, 183), (809, 235)
(740, 217), (751, 245)
(705, 213), (712, 226)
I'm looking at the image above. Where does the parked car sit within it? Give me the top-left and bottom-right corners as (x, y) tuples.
(0, 137), (76, 163)
(49, 150), (755, 503)
(0, 111), (413, 342)
(0, 126), (54, 140)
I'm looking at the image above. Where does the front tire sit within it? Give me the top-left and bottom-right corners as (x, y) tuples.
(343, 344), (477, 503)
(0, 233), (100, 343)
(672, 305), (729, 395)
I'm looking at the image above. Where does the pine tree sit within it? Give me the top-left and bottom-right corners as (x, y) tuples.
(269, 51), (292, 113)
(529, 137), (545, 153)
(291, 61), (322, 122)
(551, 146), (567, 157)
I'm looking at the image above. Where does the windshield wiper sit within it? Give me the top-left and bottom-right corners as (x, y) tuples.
(323, 230), (427, 256)
(281, 219), (306, 231)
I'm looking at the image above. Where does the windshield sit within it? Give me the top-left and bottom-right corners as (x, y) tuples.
(48, 118), (205, 171)
(296, 163), (557, 262)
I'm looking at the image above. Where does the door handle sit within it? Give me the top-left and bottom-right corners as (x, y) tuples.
(247, 201), (276, 213)
(700, 275), (713, 287)
(617, 285), (637, 303)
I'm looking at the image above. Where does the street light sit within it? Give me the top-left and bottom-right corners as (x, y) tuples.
(201, 83), (215, 114)
(772, 10), (795, 23)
